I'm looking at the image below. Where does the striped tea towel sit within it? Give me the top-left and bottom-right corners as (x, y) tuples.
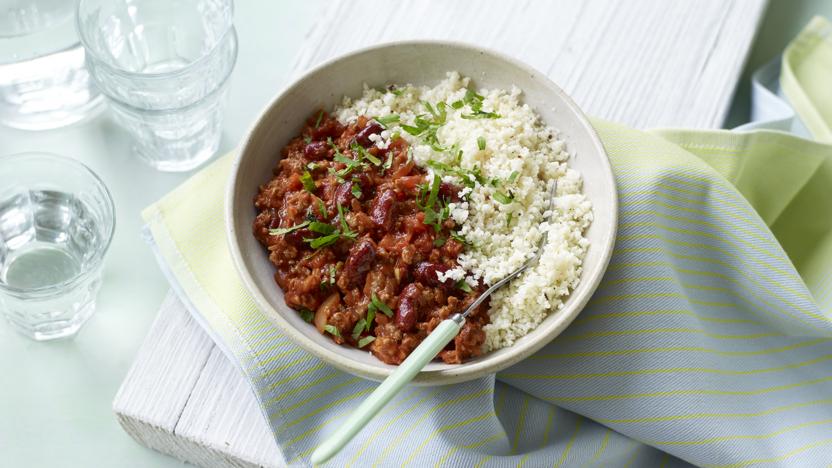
(142, 16), (832, 467)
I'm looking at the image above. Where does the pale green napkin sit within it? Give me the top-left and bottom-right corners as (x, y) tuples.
(143, 17), (832, 467)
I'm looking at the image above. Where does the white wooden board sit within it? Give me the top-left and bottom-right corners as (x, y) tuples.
(113, 0), (767, 466)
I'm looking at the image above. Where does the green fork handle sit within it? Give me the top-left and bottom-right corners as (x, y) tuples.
(310, 315), (464, 466)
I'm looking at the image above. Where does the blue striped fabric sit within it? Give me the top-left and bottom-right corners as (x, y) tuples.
(143, 116), (832, 467)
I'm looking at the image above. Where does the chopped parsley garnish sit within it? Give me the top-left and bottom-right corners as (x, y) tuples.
(425, 160), (485, 188)
(299, 308), (314, 322)
(450, 232), (469, 245)
(302, 205), (356, 249)
(450, 100), (464, 109)
(401, 101), (448, 151)
(427, 174), (441, 209)
(308, 221), (336, 235)
(365, 306), (375, 332)
(269, 220), (310, 236)
(376, 114), (400, 127)
(304, 136), (312, 144)
(507, 170), (519, 184)
(389, 87), (403, 96)
(351, 183), (362, 199)
(324, 324), (341, 338)
(493, 190), (514, 204)
(458, 89), (501, 119)
(456, 280), (473, 293)
(307, 162), (319, 171)
(300, 171), (316, 192)
(352, 319), (366, 340)
(337, 203), (358, 240)
(351, 142), (381, 165)
(317, 199), (328, 219)
(314, 111), (324, 128)
(306, 232), (340, 249)
(434, 236), (446, 247)
(382, 153), (393, 173)
(506, 212), (513, 227)
(370, 294), (393, 317)
(358, 336), (375, 348)
(477, 136), (486, 151)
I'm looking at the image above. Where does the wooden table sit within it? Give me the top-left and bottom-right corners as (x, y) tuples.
(112, 1), (767, 466)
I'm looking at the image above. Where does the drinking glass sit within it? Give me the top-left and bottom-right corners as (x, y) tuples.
(0, 153), (116, 340)
(0, 0), (104, 130)
(76, 0), (237, 172)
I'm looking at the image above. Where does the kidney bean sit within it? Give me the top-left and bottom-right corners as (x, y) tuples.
(334, 182), (354, 207)
(438, 182), (462, 202)
(341, 237), (376, 288)
(395, 283), (421, 332)
(370, 189), (396, 230)
(354, 121), (383, 147)
(283, 228), (313, 247)
(413, 261), (454, 288)
(303, 141), (328, 160)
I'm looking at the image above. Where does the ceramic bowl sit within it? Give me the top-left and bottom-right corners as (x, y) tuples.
(226, 41), (617, 385)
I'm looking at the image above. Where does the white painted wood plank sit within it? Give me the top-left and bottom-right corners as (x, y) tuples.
(113, 292), (216, 463)
(115, 1), (766, 466)
(291, 0), (766, 129)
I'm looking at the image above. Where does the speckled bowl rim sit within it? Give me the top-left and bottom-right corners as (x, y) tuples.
(226, 40), (617, 385)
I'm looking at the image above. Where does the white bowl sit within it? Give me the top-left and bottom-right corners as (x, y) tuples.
(226, 41), (617, 385)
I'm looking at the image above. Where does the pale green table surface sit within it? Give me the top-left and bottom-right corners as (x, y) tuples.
(0, 2), (323, 466)
(0, 1), (827, 466)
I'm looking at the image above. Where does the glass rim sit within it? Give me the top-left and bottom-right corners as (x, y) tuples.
(0, 152), (117, 296)
(91, 28), (238, 113)
(75, 0), (236, 81)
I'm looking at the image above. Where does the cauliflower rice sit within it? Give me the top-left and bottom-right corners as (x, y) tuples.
(334, 72), (593, 351)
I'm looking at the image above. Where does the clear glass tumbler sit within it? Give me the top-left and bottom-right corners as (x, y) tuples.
(0, 0), (104, 130)
(76, 0), (237, 172)
(0, 153), (115, 340)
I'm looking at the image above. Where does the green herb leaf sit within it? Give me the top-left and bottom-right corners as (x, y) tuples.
(306, 232), (340, 249)
(450, 232), (468, 245)
(427, 174), (441, 209)
(300, 171), (316, 193)
(299, 308), (314, 322)
(324, 324), (341, 338)
(450, 100), (464, 109)
(307, 162), (319, 171)
(317, 199), (328, 219)
(371, 294), (393, 317)
(383, 153), (393, 172)
(314, 111), (324, 128)
(308, 221), (335, 235)
(507, 171), (519, 184)
(358, 336), (376, 348)
(477, 136), (486, 151)
(352, 319), (366, 340)
(506, 212), (513, 227)
(269, 220), (310, 236)
(351, 183), (362, 199)
(434, 236), (446, 247)
(365, 306), (375, 332)
(304, 136), (312, 144)
(376, 114), (400, 126)
(493, 190), (514, 204)
(337, 203), (358, 240)
(461, 111), (501, 120)
(456, 279), (473, 293)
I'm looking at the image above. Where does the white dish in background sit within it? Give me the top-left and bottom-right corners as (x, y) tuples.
(226, 41), (617, 385)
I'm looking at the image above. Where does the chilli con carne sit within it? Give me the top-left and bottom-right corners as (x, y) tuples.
(253, 112), (488, 364)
